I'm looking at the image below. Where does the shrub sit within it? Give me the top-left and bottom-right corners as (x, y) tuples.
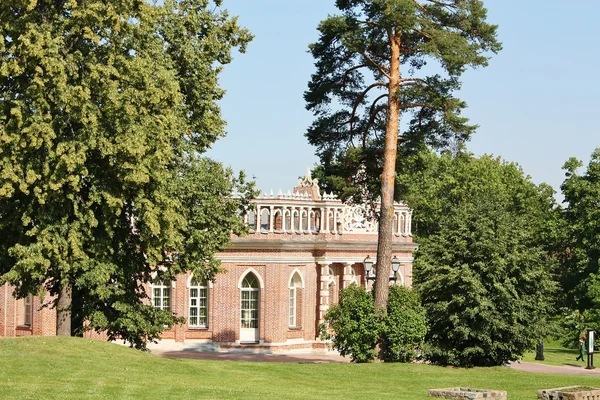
(322, 284), (427, 363)
(321, 284), (381, 362)
(382, 285), (427, 362)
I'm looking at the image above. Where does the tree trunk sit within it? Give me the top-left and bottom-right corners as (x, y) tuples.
(56, 282), (72, 336)
(374, 31), (401, 312)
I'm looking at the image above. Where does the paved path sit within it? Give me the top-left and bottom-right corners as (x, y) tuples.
(507, 361), (600, 375)
(152, 350), (351, 363)
(153, 351), (600, 374)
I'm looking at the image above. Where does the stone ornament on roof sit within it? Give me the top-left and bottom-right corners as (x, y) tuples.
(297, 168), (319, 188)
(294, 168), (322, 200)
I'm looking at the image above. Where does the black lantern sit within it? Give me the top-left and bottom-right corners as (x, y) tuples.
(364, 256), (375, 281)
(391, 256), (400, 276)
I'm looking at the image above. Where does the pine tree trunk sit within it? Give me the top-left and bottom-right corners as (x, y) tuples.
(374, 31), (401, 313)
(56, 282), (72, 336)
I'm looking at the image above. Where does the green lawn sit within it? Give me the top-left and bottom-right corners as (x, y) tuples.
(0, 337), (597, 400)
(522, 339), (588, 367)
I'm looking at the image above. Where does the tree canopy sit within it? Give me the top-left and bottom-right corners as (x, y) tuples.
(305, 0), (501, 309)
(410, 151), (559, 366)
(0, 0), (253, 347)
(560, 149), (600, 334)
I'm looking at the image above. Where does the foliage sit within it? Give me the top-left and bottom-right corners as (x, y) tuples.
(306, 0), (501, 204)
(321, 284), (381, 362)
(0, 0), (254, 348)
(382, 285), (427, 362)
(411, 152), (559, 367)
(322, 284), (426, 363)
(560, 149), (600, 336)
(306, 0), (500, 314)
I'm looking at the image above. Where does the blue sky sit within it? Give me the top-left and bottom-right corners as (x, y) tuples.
(208, 0), (599, 199)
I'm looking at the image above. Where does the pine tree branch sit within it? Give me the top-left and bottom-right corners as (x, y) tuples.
(342, 64), (370, 87)
(424, 0), (458, 10)
(363, 94), (388, 148)
(400, 77), (427, 87)
(415, 29), (433, 40)
(358, 20), (382, 28)
(348, 81), (387, 132)
(361, 51), (391, 80)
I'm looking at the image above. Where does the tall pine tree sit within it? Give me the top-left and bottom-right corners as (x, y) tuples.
(305, 0), (501, 312)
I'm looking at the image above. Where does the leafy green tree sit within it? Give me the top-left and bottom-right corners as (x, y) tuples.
(382, 285), (427, 362)
(411, 152), (559, 367)
(305, 0), (501, 311)
(0, 0), (253, 347)
(561, 149), (600, 335)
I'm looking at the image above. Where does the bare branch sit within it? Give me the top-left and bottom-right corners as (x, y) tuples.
(424, 0), (457, 9)
(341, 64), (370, 87)
(398, 102), (430, 110)
(363, 96), (388, 148)
(412, 0), (426, 11)
(415, 29), (433, 40)
(348, 82), (387, 133)
(400, 77), (427, 84)
(400, 81), (424, 88)
(361, 51), (391, 80)
(357, 20), (381, 27)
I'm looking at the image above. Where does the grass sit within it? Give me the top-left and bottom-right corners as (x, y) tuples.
(0, 337), (598, 400)
(522, 339), (587, 367)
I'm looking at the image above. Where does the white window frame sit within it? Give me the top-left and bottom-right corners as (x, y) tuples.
(23, 295), (32, 326)
(288, 271), (304, 328)
(152, 280), (171, 311)
(289, 286), (297, 327)
(188, 278), (208, 328)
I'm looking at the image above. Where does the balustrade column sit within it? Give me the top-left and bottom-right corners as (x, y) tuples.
(333, 209), (337, 234)
(318, 262), (331, 323)
(290, 207), (295, 231)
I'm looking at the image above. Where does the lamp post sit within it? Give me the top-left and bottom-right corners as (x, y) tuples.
(363, 255), (401, 282)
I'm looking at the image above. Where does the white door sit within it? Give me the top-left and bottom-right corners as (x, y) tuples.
(240, 273), (259, 342)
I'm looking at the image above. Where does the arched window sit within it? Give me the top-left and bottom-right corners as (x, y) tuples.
(292, 209), (300, 231)
(273, 209), (282, 231)
(152, 280), (171, 311)
(284, 209), (291, 231)
(20, 295), (32, 326)
(240, 272), (260, 342)
(328, 267), (337, 305)
(260, 209), (270, 231)
(247, 209), (256, 230)
(301, 210), (308, 231)
(392, 270), (405, 286)
(313, 210), (321, 232)
(289, 272), (302, 327)
(189, 277), (208, 327)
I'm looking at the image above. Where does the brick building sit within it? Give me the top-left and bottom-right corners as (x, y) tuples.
(1, 172), (416, 353)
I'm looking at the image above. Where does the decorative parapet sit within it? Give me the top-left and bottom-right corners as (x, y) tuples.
(538, 386), (600, 400)
(429, 388), (507, 400)
(247, 194), (411, 237)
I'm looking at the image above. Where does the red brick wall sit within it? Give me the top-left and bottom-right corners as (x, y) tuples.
(0, 283), (56, 337)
